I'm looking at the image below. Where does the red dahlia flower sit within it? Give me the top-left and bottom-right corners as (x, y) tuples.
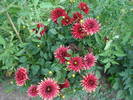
(72, 12), (83, 22)
(51, 8), (67, 24)
(58, 79), (70, 90)
(81, 74), (98, 93)
(83, 18), (100, 35)
(15, 67), (29, 86)
(71, 23), (87, 39)
(67, 57), (84, 72)
(33, 23), (47, 36)
(37, 23), (45, 28)
(61, 15), (73, 26)
(28, 85), (38, 97)
(84, 53), (96, 69)
(37, 78), (60, 100)
(78, 2), (90, 14)
(54, 45), (71, 64)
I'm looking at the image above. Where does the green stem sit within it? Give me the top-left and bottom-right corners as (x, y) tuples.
(6, 12), (23, 43)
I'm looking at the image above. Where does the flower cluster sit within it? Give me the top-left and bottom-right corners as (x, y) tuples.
(15, 2), (100, 100)
(15, 67), (70, 100)
(54, 46), (96, 71)
(54, 45), (98, 93)
(51, 2), (100, 39)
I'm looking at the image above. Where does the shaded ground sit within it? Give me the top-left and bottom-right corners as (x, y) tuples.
(0, 84), (29, 100)
(0, 83), (88, 100)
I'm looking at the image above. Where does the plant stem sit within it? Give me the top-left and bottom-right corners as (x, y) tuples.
(6, 12), (23, 43)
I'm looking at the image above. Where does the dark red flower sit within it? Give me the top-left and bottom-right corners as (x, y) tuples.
(71, 23), (87, 39)
(37, 78), (60, 100)
(83, 18), (100, 35)
(67, 57), (84, 72)
(33, 23), (47, 36)
(37, 23), (45, 28)
(28, 85), (38, 97)
(78, 2), (90, 14)
(54, 45), (71, 64)
(40, 28), (47, 36)
(51, 8), (67, 23)
(81, 74), (98, 93)
(61, 16), (73, 26)
(84, 53), (96, 69)
(15, 67), (29, 86)
(72, 12), (83, 22)
(58, 79), (70, 90)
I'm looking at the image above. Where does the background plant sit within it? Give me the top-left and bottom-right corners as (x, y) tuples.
(0, 0), (133, 100)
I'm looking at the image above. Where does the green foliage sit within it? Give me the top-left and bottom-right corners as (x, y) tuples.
(0, 0), (133, 100)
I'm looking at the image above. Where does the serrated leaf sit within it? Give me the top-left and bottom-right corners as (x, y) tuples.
(104, 63), (111, 72)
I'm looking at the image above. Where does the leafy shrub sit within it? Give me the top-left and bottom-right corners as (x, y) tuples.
(0, 0), (132, 100)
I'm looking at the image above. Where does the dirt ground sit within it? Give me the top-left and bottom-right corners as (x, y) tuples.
(0, 84), (88, 100)
(0, 84), (30, 100)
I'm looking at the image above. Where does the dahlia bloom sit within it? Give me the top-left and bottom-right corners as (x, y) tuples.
(71, 23), (87, 39)
(27, 85), (38, 97)
(33, 23), (47, 36)
(83, 18), (100, 35)
(37, 23), (45, 28)
(72, 12), (83, 22)
(54, 45), (71, 64)
(81, 74), (98, 93)
(15, 67), (29, 86)
(84, 53), (96, 69)
(61, 15), (73, 26)
(67, 57), (84, 72)
(37, 78), (60, 100)
(78, 2), (90, 14)
(51, 8), (67, 23)
(58, 79), (70, 90)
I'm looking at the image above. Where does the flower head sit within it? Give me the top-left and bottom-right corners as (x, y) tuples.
(15, 67), (29, 86)
(37, 23), (45, 28)
(84, 53), (96, 69)
(28, 85), (38, 97)
(51, 8), (67, 23)
(54, 46), (71, 64)
(33, 23), (47, 36)
(81, 74), (98, 93)
(72, 12), (83, 22)
(71, 23), (87, 39)
(67, 57), (84, 72)
(58, 79), (70, 90)
(83, 18), (100, 35)
(78, 2), (90, 14)
(38, 78), (60, 100)
(61, 15), (73, 26)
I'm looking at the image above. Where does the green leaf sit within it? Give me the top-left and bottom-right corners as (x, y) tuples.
(31, 65), (40, 75)
(113, 81), (119, 90)
(0, 35), (5, 46)
(48, 29), (57, 35)
(33, 0), (39, 7)
(104, 40), (113, 50)
(114, 51), (126, 57)
(40, 2), (53, 9)
(96, 71), (101, 78)
(41, 68), (49, 75)
(116, 90), (125, 99)
(67, 49), (73, 55)
(104, 63), (111, 72)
